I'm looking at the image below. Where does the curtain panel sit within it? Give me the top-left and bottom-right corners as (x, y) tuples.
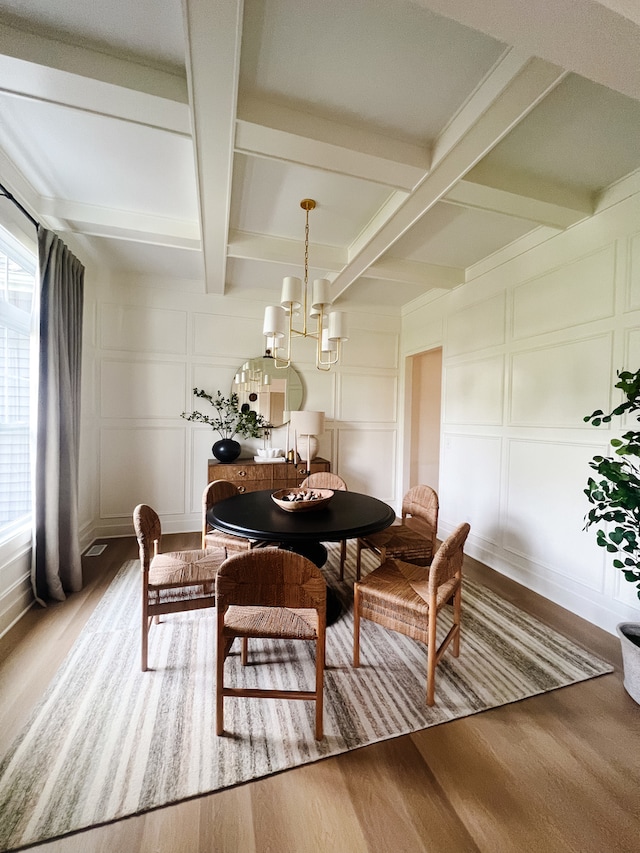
(32, 229), (84, 603)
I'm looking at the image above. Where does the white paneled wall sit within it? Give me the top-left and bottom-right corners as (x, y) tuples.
(508, 335), (613, 427)
(93, 280), (401, 538)
(444, 356), (504, 425)
(402, 177), (640, 634)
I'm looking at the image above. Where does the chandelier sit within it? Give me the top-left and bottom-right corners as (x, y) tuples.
(262, 199), (347, 371)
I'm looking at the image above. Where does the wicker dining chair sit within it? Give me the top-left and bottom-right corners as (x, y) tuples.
(216, 549), (327, 739)
(355, 484), (439, 580)
(353, 521), (470, 706)
(133, 503), (226, 672)
(300, 472), (349, 579)
(203, 479), (268, 555)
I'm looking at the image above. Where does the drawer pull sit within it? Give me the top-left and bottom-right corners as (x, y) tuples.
(237, 485), (246, 493)
(238, 470), (247, 477)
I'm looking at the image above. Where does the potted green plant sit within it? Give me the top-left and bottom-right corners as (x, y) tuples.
(584, 368), (640, 703)
(181, 388), (268, 463)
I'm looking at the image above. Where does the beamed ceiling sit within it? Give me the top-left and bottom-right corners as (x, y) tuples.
(0, 0), (639, 311)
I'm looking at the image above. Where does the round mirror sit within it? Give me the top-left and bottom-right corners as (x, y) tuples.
(231, 355), (304, 427)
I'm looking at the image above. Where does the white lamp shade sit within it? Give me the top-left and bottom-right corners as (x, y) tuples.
(263, 305), (286, 338)
(328, 310), (348, 342)
(281, 276), (302, 309)
(311, 279), (331, 310)
(290, 410), (325, 437)
(321, 327), (337, 352)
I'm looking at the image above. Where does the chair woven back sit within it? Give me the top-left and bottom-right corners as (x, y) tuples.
(354, 520), (470, 706)
(402, 484), (439, 526)
(204, 479), (239, 514)
(299, 473), (349, 578)
(300, 472), (347, 491)
(133, 504), (161, 570)
(428, 522), (470, 594)
(216, 549), (326, 612)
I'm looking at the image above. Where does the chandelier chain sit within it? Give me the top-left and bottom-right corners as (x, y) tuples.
(304, 210), (309, 287)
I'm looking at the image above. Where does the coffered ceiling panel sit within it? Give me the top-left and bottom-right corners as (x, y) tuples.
(0, 0), (638, 311)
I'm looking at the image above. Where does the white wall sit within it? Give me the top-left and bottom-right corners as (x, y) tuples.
(4, 177), (640, 640)
(91, 276), (401, 539)
(402, 172), (640, 634)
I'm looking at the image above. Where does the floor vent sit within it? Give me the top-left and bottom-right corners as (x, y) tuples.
(85, 544), (107, 557)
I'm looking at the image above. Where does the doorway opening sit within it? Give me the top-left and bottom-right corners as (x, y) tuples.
(408, 347), (442, 492)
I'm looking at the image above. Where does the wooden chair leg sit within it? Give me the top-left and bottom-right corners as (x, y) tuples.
(241, 637), (249, 665)
(339, 539), (347, 580)
(355, 540), (363, 581)
(315, 632), (325, 739)
(216, 615), (226, 736)
(353, 583), (361, 667)
(426, 601), (438, 706)
(141, 594), (149, 671)
(141, 623), (148, 672)
(452, 585), (461, 657)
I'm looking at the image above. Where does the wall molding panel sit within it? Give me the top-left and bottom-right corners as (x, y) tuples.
(443, 355), (505, 426)
(446, 292), (506, 356)
(626, 230), (640, 312)
(404, 188), (640, 634)
(511, 244), (616, 341)
(508, 333), (613, 428)
(100, 302), (188, 354)
(90, 279), (401, 539)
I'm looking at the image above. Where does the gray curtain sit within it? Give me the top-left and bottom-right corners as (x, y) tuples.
(32, 229), (84, 604)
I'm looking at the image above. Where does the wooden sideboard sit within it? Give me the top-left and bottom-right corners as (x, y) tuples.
(207, 457), (330, 494)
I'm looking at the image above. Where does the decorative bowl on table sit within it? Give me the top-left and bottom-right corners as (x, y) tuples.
(271, 488), (334, 512)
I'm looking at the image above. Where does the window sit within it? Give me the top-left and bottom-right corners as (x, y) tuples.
(0, 226), (36, 540)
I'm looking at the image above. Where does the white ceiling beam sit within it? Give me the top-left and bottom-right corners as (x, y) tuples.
(347, 191), (413, 260)
(235, 119), (426, 191)
(331, 53), (567, 300)
(594, 0), (640, 26)
(38, 198), (201, 249)
(366, 258), (464, 289)
(0, 53), (190, 135)
(342, 50), (530, 263)
(227, 230), (462, 289)
(236, 98), (429, 190)
(183, 0), (243, 295)
(0, 21), (187, 104)
(411, 0), (640, 101)
(227, 230), (344, 269)
(445, 176), (593, 228)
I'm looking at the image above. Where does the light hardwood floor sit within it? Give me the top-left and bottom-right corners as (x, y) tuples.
(1, 533), (639, 853)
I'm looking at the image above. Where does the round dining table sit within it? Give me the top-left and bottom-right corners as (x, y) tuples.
(207, 488), (396, 623)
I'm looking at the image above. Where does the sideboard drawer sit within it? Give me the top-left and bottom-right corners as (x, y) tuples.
(217, 463), (273, 483)
(208, 457), (330, 493)
(233, 479), (270, 494)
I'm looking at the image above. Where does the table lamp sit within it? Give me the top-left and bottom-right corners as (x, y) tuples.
(290, 410), (325, 471)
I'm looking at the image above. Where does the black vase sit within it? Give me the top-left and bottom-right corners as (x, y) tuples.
(212, 438), (241, 464)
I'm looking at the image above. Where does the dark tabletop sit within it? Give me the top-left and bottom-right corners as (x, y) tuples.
(207, 489), (396, 544)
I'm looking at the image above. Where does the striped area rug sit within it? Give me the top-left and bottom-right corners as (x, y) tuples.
(0, 544), (612, 852)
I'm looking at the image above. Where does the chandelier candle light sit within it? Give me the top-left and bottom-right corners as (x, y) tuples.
(263, 199), (348, 371)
